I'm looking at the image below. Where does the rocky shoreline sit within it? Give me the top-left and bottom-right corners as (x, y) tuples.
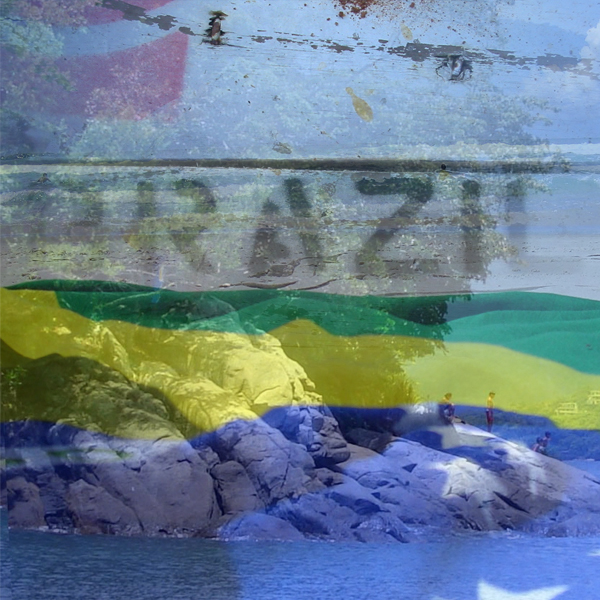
(3, 350), (600, 542)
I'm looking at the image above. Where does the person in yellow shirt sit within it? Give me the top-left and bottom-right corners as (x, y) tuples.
(486, 392), (495, 432)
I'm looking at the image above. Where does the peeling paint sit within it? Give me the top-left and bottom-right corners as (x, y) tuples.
(251, 36), (273, 44)
(324, 42), (355, 54)
(3, 0), (599, 163)
(100, 0), (176, 31)
(84, 2), (595, 80)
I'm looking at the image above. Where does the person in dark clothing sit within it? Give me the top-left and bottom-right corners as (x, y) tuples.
(439, 392), (455, 424)
(532, 437), (543, 452)
(538, 431), (551, 455)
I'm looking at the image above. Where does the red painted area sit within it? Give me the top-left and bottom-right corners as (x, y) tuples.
(82, 1), (177, 25)
(47, 31), (188, 118)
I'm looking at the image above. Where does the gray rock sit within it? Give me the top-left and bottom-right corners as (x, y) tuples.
(354, 514), (410, 543)
(211, 460), (264, 514)
(352, 527), (398, 543)
(391, 402), (450, 437)
(4, 447), (53, 479)
(51, 437), (221, 535)
(346, 428), (394, 453)
(264, 406), (350, 467)
(324, 477), (383, 515)
(79, 453), (163, 532)
(269, 494), (359, 540)
(543, 512), (600, 537)
(36, 471), (71, 529)
(218, 512), (305, 541)
(136, 441), (219, 533)
(6, 477), (46, 529)
(314, 468), (345, 487)
(196, 444), (221, 470)
(211, 419), (314, 504)
(308, 413), (351, 467)
(262, 406), (304, 438)
(46, 425), (100, 450)
(335, 442), (448, 528)
(66, 479), (141, 535)
(338, 443), (414, 489)
(401, 426), (463, 453)
(372, 485), (452, 527)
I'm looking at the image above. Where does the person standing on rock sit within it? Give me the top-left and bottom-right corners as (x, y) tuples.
(439, 393), (455, 424)
(486, 392), (495, 432)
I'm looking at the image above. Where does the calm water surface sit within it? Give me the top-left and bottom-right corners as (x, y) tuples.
(2, 512), (599, 600)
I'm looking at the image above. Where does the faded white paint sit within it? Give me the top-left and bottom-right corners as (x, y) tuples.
(49, 0), (600, 160)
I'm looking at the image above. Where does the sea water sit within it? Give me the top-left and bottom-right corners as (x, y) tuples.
(2, 510), (599, 600)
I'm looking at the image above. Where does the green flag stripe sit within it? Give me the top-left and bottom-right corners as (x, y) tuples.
(6, 280), (600, 375)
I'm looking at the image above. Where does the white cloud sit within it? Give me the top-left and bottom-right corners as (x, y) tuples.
(581, 20), (600, 60)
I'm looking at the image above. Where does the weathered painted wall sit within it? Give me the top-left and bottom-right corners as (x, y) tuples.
(2, 165), (599, 299)
(2, 0), (599, 161)
(1, 1), (599, 297)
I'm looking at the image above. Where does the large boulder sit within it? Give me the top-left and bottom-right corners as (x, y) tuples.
(345, 428), (394, 453)
(135, 362), (258, 434)
(263, 406), (351, 467)
(210, 419), (315, 505)
(337, 442), (454, 527)
(382, 428), (600, 533)
(268, 493), (360, 541)
(2, 353), (223, 536)
(211, 460), (265, 514)
(544, 512), (600, 537)
(353, 513), (411, 543)
(66, 479), (141, 535)
(5, 431), (222, 536)
(35, 471), (71, 530)
(6, 477), (46, 529)
(217, 512), (305, 541)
